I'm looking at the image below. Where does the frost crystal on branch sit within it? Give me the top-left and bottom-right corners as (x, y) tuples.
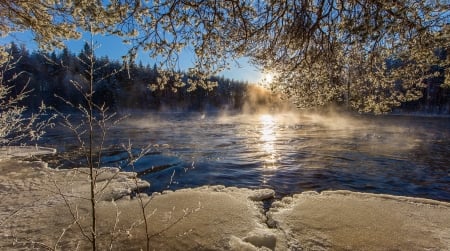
(1, 0), (448, 112)
(247, 0), (449, 113)
(0, 46), (54, 145)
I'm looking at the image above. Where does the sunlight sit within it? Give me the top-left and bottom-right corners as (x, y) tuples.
(260, 72), (275, 87)
(264, 73), (273, 83)
(260, 114), (274, 126)
(259, 114), (278, 168)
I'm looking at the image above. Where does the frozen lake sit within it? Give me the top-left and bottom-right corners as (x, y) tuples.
(42, 112), (450, 201)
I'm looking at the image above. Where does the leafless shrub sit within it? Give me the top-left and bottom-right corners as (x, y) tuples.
(0, 45), (55, 146)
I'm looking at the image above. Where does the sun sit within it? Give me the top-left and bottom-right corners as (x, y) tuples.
(260, 71), (275, 86)
(260, 71), (276, 87)
(263, 73), (273, 83)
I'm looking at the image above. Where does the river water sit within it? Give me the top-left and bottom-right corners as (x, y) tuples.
(42, 112), (450, 201)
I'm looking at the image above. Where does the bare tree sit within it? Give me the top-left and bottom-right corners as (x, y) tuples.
(47, 25), (131, 249)
(0, 45), (55, 146)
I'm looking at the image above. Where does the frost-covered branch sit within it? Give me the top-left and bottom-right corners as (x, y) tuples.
(0, 45), (55, 145)
(1, 1), (448, 113)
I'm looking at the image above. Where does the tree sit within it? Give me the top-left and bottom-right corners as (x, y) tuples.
(95, 0), (448, 113)
(1, 0), (448, 113)
(0, 45), (54, 145)
(246, 0), (449, 113)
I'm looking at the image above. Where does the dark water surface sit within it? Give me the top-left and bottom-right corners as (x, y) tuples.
(42, 112), (450, 201)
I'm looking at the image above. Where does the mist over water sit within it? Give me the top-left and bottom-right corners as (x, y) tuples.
(43, 111), (450, 201)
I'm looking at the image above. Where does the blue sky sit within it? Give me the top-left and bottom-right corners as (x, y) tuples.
(1, 31), (262, 83)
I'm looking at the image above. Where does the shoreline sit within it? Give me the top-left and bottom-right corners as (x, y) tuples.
(0, 147), (449, 250)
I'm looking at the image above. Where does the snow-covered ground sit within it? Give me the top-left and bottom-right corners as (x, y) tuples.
(0, 146), (56, 158)
(268, 191), (450, 250)
(0, 147), (449, 250)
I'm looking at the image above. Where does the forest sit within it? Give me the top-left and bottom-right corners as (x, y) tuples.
(4, 41), (449, 114)
(3, 42), (285, 113)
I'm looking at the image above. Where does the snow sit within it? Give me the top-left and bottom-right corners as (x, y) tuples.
(1, 146), (449, 250)
(229, 229), (279, 251)
(268, 190), (450, 250)
(0, 156), (283, 250)
(229, 235), (262, 251)
(248, 188), (276, 201)
(0, 145), (56, 158)
(65, 167), (151, 201)
(242, 228), (278, 250)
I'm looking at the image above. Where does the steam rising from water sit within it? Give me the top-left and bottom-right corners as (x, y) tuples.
(124, 108), (426, 161)
(44, 103), (450, 201)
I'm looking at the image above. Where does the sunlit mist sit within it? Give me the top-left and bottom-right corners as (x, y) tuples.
(262, 72), (273, 84)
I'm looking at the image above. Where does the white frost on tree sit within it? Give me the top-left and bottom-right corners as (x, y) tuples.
(1, 0), (448, 113)
(247, 0), (449, 113)
(0, 46), (54, 145)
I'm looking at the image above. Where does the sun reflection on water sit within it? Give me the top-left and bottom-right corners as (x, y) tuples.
(259, 114), (278, 168)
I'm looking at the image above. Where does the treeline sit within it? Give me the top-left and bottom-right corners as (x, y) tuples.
(5, 42), (448, 114)
(3, 42), (279, 113)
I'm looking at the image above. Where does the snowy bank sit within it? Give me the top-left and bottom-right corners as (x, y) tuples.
(0, 145), (56, 158)
(268, 191), (450, 250)
(0, 158), (282, 250)
(0, 149), (449, 250)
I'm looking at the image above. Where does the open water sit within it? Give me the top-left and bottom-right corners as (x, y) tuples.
(42, 112), (450, 201)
